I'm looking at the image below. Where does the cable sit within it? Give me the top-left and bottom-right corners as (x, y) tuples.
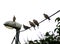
(20, 10), (60, 32)
(11, 10), (60, 44)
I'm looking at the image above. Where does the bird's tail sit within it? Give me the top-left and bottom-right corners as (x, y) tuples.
(48, 18), (50, 20)
(48, 18), (51, 22)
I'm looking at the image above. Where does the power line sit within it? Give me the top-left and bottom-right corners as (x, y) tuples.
(11, 10), (60, 44)
(20, 10), (60, 32)
(39, 10), (60, 24)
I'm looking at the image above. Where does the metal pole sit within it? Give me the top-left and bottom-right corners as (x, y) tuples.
(15, 29), (20, 44)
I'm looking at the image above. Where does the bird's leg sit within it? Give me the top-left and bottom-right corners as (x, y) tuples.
(11, 36), (15, 44)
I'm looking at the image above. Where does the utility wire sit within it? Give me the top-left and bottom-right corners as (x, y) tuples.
(11, 10), (60, 44)
(39, 10), (60, 23)
(20, 10), (60, 32)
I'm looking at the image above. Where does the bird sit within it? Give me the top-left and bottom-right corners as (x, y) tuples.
(13, 16), (16, 22)
(29, 21), (36, 30)
(23, 24), (31, 30)
(43, 13), (50, 20)
(33, 19), (39, 28)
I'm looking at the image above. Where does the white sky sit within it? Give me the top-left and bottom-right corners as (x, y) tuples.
(0, 0), (60, 44)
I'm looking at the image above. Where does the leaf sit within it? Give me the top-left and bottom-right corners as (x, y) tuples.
(45, 32), (50, 36)
(54, 28), (58, 32)
(55, 17), (60, 22)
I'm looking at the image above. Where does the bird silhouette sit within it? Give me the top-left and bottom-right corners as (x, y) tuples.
(23, 24), (31, 30)
(13, 16), (16, 22)
(33, 19), (39, 28)
(43, 13), (50, 20)
(29, 21), (36, 30)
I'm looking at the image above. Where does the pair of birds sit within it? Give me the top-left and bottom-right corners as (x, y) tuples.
(13, 14), (50, 30)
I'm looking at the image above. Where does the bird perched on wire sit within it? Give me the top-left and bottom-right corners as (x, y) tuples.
(23, 24), (31, 30)
(13, 16), (16, 22)
(33, 19), (39, 28)
(43, 13), (50, 20)
(29, 21), (36, 30)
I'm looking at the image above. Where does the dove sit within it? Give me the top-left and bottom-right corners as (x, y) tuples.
(43, 13), (50, 20)
(23, 24), (30, 30)
(29, 21), (36, 30)
(33, 19), (39, 28)
(13, 16), (16, 22)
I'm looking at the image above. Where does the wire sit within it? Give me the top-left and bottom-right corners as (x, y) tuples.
(11, 10), (60, 44)
(39, 10), (60, 23)
(20, 10), (60, 32)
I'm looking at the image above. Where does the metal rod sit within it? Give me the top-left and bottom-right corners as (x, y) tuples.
(11, 37), (15, 44)
(15, 30), (20, 44)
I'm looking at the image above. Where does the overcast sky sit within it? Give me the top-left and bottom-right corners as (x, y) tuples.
(0, 0), (60, 44)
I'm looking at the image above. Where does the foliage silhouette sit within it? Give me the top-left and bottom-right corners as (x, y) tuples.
(24, 17), (60, 44)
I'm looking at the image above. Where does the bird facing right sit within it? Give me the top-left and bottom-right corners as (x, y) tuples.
(33, 19), (39, 28)
(29, 21), (36, 30)
(43, 13), (50, 20)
